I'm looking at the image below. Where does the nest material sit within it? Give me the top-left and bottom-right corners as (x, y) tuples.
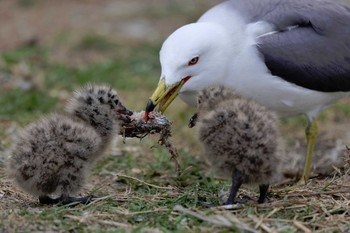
(119, 111), (169, 138)
(119, 111), (181, 175)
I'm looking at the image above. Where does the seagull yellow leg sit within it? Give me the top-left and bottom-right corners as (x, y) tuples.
(279, 120), (318, 192)
(302, 119), (318, 183)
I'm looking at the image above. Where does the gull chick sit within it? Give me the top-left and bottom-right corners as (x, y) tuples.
(7, 84), (131, 205)
(195, 86), (282, 204)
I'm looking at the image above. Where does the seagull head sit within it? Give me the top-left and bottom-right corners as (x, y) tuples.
(144, 22), (233, 120)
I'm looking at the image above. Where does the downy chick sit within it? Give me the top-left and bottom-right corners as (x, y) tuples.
(7, 84), (131, 205)
(194, 86), (282, 204)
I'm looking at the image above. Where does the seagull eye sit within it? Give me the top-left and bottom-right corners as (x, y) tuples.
(188, 56), (199, 66)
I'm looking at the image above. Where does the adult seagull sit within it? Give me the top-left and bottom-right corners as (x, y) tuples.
(144, 0), (350, 181)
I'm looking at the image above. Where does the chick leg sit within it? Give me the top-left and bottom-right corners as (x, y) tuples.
(39, 195), (61, 204)
(226, 170), (243, 205)
(60, 195), (97, 205)
(258, 184), (269, 204)
(39, 195), (97, 205)
(302, 119), (318, 182)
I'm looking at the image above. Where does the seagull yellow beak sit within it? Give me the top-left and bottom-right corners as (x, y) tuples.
(144, 76), (191, 121)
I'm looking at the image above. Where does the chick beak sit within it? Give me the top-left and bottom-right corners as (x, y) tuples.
(117, 107), (133, 116)
(144, 76), (191, 121)
(117, 106), (133, 124)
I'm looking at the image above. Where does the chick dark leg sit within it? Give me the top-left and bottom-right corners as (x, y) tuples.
(226, 170), (243, 205)
(59, 195), (97, 205)
(39, 195), (97, 205)
(39, 195), (61, 204)
(258, 184), (269, 204)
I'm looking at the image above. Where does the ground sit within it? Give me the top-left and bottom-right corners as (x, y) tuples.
(0, 0), (349, 232)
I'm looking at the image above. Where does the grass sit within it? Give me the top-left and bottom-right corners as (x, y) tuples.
(0, 22), (350, 233)
(76, 35), (118, 52)
(0, 88), (57, 123)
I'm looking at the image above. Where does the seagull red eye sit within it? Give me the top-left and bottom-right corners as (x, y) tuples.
(188, 56), (199, 66)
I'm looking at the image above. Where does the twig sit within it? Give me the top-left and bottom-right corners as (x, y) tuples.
(95, 220), (132, 228)
(158, 126), (182, 176)
(293, 220), (312, 233)
(285, 189), (350, 197)
(115, 174), (175, 190)
(84, 195), (115, 207)
(174, 205), (257, 232)
(265, 208), (281, 219)
(254, 208), (280, 229)
(65, 214), (87, 223)
(222, 212), (258, 233)
(119, 111), (182, 176)
(248, 215), (274, 233)
(66, 214), (132, 228)
(263, 218), (294, 223)
(174, 205), (231, 227)
(93, 207), (169, 217)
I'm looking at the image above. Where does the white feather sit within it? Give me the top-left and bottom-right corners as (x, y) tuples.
(159, 5), (349, 120)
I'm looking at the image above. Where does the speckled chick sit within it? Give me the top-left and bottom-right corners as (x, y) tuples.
(7, 84), (130, 205)
(195, 86), (281, 204)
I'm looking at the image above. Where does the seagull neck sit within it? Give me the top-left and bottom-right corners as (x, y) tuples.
(225, 41), (271, 92)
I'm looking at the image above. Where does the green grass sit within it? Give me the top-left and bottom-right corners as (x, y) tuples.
(0, 35), (350, 233)
(1, 42), (160, 92)
(0, 89), (57, 123)
(16, 0), (40, 8)
(76, 35), (118, 52)
(1, 45), (47, 66)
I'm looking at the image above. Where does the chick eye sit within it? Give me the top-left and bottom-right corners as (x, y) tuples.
(188, 56), (199, 66)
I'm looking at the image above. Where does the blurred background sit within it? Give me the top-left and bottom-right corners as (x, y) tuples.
(0, 0), (220, 148)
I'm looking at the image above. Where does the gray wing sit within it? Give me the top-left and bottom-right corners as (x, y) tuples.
(208, 0), (350, 92)
(257, 0), (350, 92)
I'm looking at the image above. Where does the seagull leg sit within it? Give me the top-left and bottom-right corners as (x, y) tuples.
(226, 170), (243, 205)
(302, 118), (318, 182)
(258, 184), (269, 204)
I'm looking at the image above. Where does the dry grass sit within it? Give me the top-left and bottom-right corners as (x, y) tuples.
(1, 164), (349, 232)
